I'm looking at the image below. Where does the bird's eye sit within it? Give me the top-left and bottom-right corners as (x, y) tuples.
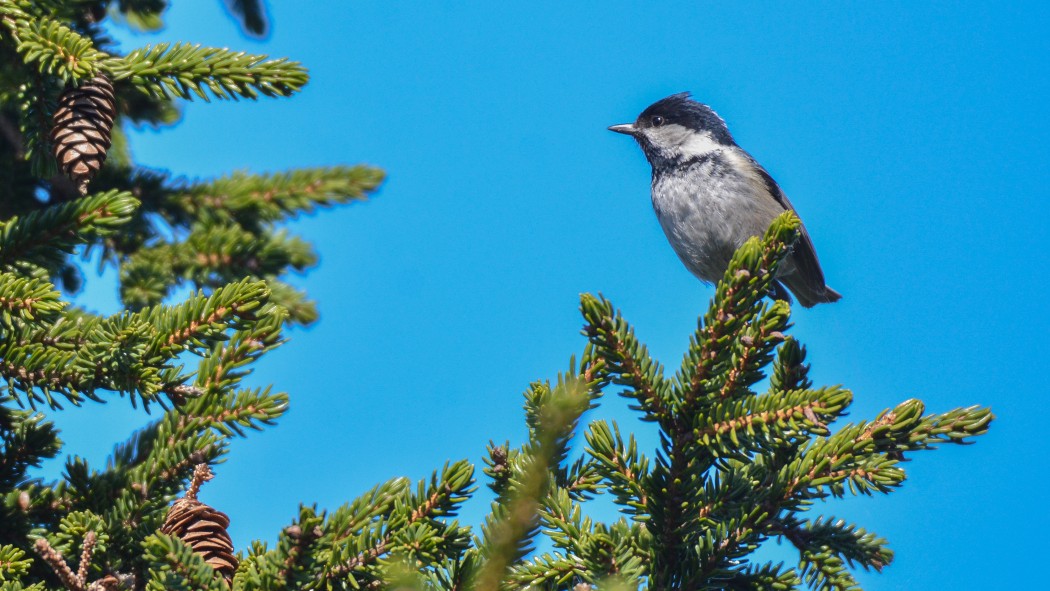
(651, 115), (665, 127)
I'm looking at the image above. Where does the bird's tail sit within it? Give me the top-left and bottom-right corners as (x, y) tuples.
(786, 277), (842, 308)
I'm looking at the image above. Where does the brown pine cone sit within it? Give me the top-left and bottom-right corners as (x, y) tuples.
(160, 466), (238, 582)
(50, 75), (116, 195)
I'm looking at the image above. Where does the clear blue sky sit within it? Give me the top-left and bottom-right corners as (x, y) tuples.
(45, 1), (1048, 588)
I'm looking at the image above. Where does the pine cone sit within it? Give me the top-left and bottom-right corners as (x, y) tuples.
(50, 75), (116, 195)
(161, 466), (238, 582)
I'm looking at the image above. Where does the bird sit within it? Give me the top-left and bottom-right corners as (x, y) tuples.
(609, 92), (841, 307)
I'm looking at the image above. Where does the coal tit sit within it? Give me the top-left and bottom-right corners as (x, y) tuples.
(609, 92), (841, 307)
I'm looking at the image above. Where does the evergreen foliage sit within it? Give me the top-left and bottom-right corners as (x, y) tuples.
(0, 3), (992, 591)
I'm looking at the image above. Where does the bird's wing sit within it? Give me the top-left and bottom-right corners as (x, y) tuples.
(742, 154), (829, 289)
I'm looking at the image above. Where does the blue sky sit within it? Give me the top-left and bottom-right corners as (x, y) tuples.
(45, 1), (1048, 588)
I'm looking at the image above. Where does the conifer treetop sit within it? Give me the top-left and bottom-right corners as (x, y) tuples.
(0, 3), (991, 591)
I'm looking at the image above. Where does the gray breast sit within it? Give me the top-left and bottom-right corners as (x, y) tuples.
(650, 153), (783, 283)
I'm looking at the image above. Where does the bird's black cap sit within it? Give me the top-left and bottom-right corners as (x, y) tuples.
(636, 92), (735, 145)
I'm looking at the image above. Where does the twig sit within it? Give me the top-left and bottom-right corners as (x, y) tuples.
(77, 532), (97, 584)
(185, 463), (214, 501)
(34, 537), (83, 591)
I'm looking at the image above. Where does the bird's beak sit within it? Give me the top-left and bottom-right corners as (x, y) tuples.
(608, 123), (638, 136)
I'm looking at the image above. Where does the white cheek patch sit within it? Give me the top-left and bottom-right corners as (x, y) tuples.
(642, 124), (725, 163)
(645, 124), (722, 160)
(677, 130), (722, 158)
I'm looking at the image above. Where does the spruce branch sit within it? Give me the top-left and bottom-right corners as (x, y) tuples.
(166, 387), (287, 444)
(0, 330), (94, 407)
(581, 214), (802, 590)
(193, 309), (285, 394)
(324, 480), (407, 544)
(502, 553), (581, 589)
(793, 439), (905, 499)
(119, 233), (321, 324)
(0, 544), (34, 579)
(770, 337), (812, 393)
(0, 298), (241, 409)
(0, 0), (28, 20)
(581, 294), (672, 428)
(119, 225), (314, 308)
(177, 387), (288, 439)
(872, 401), (992, 453)
(12, 15), (104, 82)
(10, 68), (61, 178)
(0, 190), (138, 273)
(262, 509), (326, 590)
(690, 386), (852, 456)
(0, 274), (63, 328)
(183, 225), (316, 278)
(104, 42), (308, 101)
(711, 300), (791, 402)
(575, 213), (992, 589)
(775, 516), (892, 588)
(262, 278), (318, 326)
(116, 419), (223, 507)
(143, 277), (270, 359)
(0, 400), (61, 488)
(482, 440), (513, 497)
(693, 460), (765, 526)
(584, 420), (649, 519)
(522, 373), (597, 483)
(786, 400), (992, 501)
(141, 533), (227, 591)
(171, 165), (384, 225)
(539, 489), (592, 557)
(536, 491), (650, 586)
(725, 563), (801, 590)
(677, 213), (800, 417)
(474, 372), (591, 591)
(116, 246), (174, 310)
(560, 455), (603, 501)
(319, 461), (474, 586)
(2, 0), (106, 23)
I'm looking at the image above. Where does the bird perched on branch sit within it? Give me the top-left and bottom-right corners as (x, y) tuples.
(609, 92), (840, 307)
